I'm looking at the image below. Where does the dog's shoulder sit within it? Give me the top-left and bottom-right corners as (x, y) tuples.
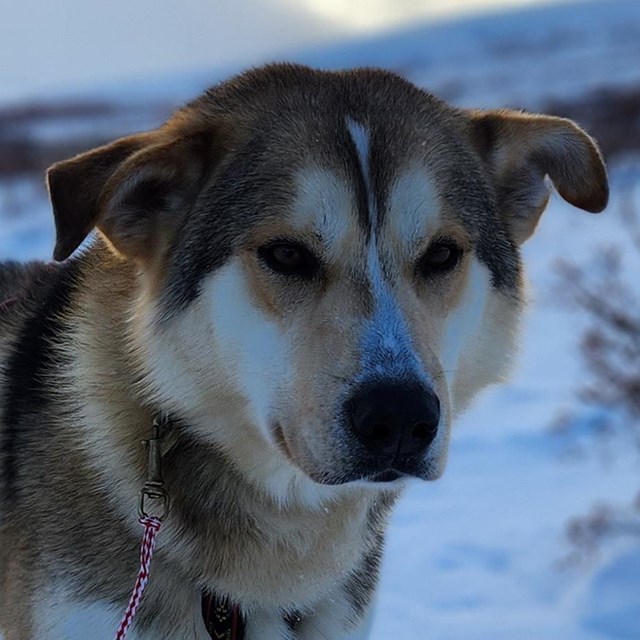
(0, 260), (58, 302)
(0, 261), (62, 337)
(0, 257), (80, 311)
(0, 261), (40, 299)
(0, 257), (90, 370)
(0, 258), (86, 508)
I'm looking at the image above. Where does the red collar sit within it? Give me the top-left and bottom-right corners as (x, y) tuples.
(201, 593), (245, 640)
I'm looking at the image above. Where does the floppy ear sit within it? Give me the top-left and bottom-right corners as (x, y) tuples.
(468, 109), (608, 244)
(47, 129), (213, 262)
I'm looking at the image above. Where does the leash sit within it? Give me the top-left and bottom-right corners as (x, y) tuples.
(115, 416), (169, 640)
(1, 292), (244, 636)
(114, 515), (162, 639)
(114, 415), (246, 640)
(2, 292), (247, 637)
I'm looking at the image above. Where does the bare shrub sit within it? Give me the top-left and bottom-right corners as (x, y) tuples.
(558, 186), (640, 562)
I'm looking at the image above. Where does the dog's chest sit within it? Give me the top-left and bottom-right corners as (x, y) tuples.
(175, 495), (373, 609)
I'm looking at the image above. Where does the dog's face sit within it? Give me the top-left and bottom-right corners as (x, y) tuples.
(47, 65), (607, 501)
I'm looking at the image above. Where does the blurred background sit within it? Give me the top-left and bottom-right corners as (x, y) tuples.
(1, 0), (640, 638)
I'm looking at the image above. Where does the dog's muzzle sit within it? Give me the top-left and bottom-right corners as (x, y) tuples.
(345, 381), (440, 480)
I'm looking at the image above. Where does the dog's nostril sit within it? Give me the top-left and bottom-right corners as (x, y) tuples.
(412, 422), (433, 440)
(370, 422), (392, 441)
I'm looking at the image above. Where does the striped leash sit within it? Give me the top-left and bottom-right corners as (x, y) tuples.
(113, 415), (246, 639)
(115, 416), (169, 639)
(114, 516), (162, 639)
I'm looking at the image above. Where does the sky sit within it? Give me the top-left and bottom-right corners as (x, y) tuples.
(0, 0), (580, 104)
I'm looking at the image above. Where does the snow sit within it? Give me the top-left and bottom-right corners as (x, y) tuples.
(1, 0), (640, 638)
(0, 179), (54, 261)
(582, 547), (640, 640)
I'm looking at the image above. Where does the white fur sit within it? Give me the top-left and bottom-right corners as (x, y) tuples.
(140, 259), (288, 445)
(32, 592), (120, 640)
(144, 260), (350, 508)
(346, 118), (373, 207)
(347, 118), (427, 385)
(244, 611), (295, 640)
(203, 263), (347, 506)
(347, 118), (371, 189)
(296, 596), (374, 640)
(207, 260), (288, 441)
(386, 165), (441, 250)
(441, 257), (491, 382)
(440, 257), (520, 416)
(353, 132), (432, 388)
(291, 166), (353, 259)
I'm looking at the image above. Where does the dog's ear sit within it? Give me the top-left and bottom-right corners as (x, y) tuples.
(468, 109), (608, 244)
(47, 129), (214, 262)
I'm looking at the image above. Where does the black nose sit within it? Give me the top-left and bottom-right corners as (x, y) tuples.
(346, 383), (441, 458)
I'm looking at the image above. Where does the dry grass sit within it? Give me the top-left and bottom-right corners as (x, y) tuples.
(558, 190), (640, 562)
(1, 84), (639, 181)
(0, 99), (172, 178)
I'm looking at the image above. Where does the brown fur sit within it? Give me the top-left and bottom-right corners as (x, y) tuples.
(0, 64), (607, 639)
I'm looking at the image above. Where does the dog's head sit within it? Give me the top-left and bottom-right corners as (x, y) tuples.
(48, 65), (607, 502)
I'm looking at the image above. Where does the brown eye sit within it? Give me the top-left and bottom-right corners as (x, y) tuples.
(258, 241), (319, 278)
(418, 240), (463, 278)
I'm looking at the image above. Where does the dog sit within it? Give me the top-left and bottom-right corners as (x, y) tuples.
(0, 64), (607, 639)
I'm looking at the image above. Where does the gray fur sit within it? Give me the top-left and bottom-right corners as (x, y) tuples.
(0, 63), (607, 639)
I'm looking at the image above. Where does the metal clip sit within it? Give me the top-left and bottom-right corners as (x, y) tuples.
(138, 415), (170, 520)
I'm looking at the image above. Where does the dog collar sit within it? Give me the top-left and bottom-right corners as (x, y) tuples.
(202, 592), (245, 640)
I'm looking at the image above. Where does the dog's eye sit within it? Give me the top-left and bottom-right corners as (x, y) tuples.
(258, 241), (319, 278)
(417, 240), (463, 278)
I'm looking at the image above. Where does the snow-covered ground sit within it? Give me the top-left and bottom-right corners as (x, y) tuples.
(1, 1), (639, 638)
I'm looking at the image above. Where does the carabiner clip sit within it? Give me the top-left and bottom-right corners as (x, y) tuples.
(138, 415), (171, 520)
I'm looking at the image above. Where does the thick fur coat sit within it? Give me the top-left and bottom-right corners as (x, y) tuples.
(0, 64), (607, 639)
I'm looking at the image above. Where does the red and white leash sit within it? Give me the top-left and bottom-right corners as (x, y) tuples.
(115, 516), (162, 639)
(115, 416), (170, 639)
(113, 417), (245, 639)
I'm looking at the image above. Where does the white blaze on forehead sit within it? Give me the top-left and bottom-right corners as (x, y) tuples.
(387, 165), (442, 250)
(346, 119), (428, 385)
(291, 166), (354, 258)
(347, 117), (377, 225)
(347, 118), (371, 181)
